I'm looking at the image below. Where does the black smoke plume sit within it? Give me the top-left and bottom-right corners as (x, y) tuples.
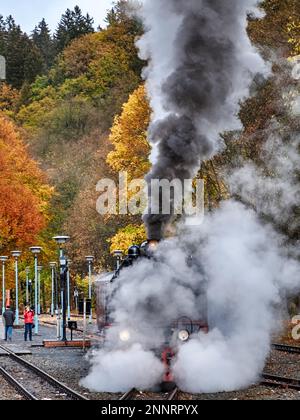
(138, 0), (267, 239)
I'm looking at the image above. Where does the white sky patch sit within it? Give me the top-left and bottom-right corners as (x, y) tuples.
(0, 0), (114, 33)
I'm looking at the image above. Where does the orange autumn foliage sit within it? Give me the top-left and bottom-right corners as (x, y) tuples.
(0, 113), (52, 250)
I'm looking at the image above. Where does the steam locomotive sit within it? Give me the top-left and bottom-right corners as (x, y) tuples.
(96, 240), (209, 391)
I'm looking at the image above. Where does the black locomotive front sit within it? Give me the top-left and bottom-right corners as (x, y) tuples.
(96, 240), (209, 390)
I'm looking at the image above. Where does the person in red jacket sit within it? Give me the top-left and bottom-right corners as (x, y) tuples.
(24, 306), (34, 342)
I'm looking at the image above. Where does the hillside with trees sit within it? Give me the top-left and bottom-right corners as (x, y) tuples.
(0, 0), (300, 279)
(1, 2), (144, 273)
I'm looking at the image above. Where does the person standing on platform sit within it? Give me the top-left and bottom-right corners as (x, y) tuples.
(24, 306), (35, 342)
(3, 306), (15, 341)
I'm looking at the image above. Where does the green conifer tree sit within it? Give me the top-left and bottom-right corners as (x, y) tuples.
(54, 6), (94, 53)
(32, 19), (55, 70)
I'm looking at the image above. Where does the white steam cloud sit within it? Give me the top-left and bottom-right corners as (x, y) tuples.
(82, 2), (300, 394)
(83, 198), (300, 393)
(81, 344), (164, 393)
(174, 201), (300, 392)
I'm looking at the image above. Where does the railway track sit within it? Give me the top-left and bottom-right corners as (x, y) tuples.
(272, 343), (300, 354)
(0, 366), (37, 400)
(119, 388), (137, 400)
(167, 387), (179, 400)
(261, 373), (300, 391)
(120, 387), (179, 401)
(0, 344), (89, 400)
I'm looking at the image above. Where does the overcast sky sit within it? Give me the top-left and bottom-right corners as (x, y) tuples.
(0, 0), (115, 34)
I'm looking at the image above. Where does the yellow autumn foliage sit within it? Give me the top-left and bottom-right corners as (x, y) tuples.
(287, 20), (300, 56)
(109, 224), (146, 254)
(107, 84), (151, 180)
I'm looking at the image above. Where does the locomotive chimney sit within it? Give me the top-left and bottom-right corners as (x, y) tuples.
(144, 239), (160, 257)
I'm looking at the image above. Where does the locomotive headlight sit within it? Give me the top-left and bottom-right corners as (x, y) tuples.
(178, 330), (190, 342)
(119, 330), (131, 342)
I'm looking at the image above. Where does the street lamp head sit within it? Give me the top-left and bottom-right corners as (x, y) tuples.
(37, 266), (43, 272)
(25, 267), (30, 274)
(113, 250), (123, 258)
(86, 256), (94, 263)
(30, 246), (42, 255)
(11, 251), (21, 259)
(50, 262), (57, 268)
(0, 256), (8, 262)
(53, 236), (70, 245)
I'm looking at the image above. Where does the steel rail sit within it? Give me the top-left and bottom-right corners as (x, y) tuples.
(119, 388), (137, 400)
(262, 373), (300, 391)
(272, 343), (300, 354)
(0, 366), (37, 400)
(120, 386), (180, 401)
(0, 344), (89, 400)
(167, 387), (179, 400)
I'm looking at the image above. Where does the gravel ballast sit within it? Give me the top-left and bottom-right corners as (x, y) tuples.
(1, 320), (300, 400)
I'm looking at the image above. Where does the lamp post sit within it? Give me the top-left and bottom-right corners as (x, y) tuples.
(113, 250), (123, 270)
(30, 247), (42, 335)
(53, 236), (70, 342)
(37, 266), (42, 315)
(0, 256), (8, 314)
(85, 256), (94, 324)
(50, 262), (56, 317)
(11, 251), (21, 326)
(74, 287), (79, 312)
(25, 267), (30, 305)
(67, 260), (71, 321)
(28, 280), (32, 306)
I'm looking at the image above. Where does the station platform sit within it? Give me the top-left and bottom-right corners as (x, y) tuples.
(43, 339), (91, 348)
(0, 314), (100, 350)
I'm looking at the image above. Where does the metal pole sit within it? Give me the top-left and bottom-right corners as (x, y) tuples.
(28, 281), (32, 307)
(83, 298), (87, 352)
(2, 261), (5, 314)
(60, 248), (67, 342)
(117, 256), (121, 270)
(51, 266), (54, 317)
(88, 261), (92, 324)
(61, 289), (64, 340)
(38, 269), (41, 315)
(55, 270), (59, 311)
(67, 266), (71, 320)
(74, 289), (78, 312)
(26, 270), (29, 304)
(34, 256), (39, 334)
(15, 258), (19, 326)
(53, 237), (70, 342)
(54, 266), (60, 338)
(57, 309), (61, 340)
(113, 251), (123, 271)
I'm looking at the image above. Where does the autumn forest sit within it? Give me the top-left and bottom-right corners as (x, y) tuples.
(0, 0), (300, 302)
